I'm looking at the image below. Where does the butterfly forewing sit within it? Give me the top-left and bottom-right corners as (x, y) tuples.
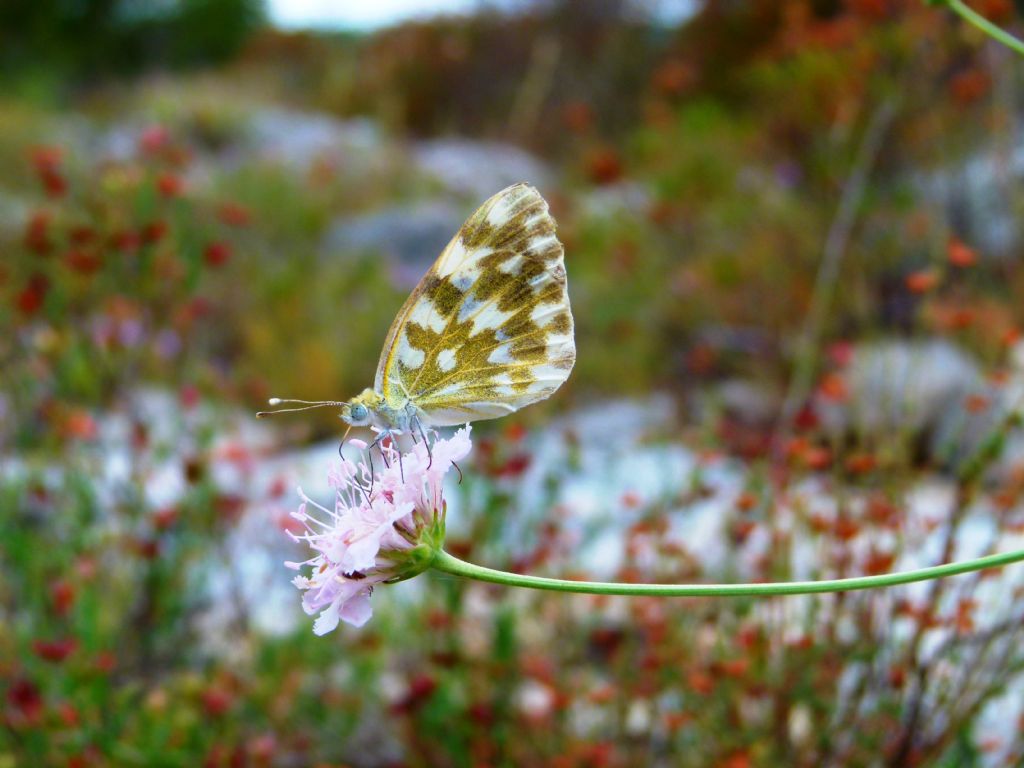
(375, 183), (575, 427)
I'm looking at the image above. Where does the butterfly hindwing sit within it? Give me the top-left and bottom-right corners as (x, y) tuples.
(374, 183), (575, 426)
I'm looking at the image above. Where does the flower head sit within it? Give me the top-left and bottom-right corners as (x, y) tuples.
(286, 426), (471, 634)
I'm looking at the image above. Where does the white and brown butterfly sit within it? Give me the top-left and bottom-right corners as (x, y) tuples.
(260, 183), (575, 441)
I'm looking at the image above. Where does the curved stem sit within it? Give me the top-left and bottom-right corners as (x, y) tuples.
(432, 547), (1024, 597)
(945, 0), (1024, 56)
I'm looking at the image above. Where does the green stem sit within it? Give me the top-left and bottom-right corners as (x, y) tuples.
(945, 0), (1024, 56)
(432, 547), (1024, 597)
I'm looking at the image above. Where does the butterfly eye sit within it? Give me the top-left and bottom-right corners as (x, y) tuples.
(349, 404), (369, 423)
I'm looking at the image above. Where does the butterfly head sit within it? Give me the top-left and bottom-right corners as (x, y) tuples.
(341, 389), (385, 428)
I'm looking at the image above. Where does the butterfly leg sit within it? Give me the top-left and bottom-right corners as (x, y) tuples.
(410, 415), (458, 482)
(378, 429), (405, 483)
(364, 445), (376, 498)
(370, 431), (391, 470)
(412, 414), (433, 470)
(368, 429), (408, 484)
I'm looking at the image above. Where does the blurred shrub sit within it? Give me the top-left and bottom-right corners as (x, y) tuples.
(0, 0), (265, 94)
(235, 0), (666, 151)
(0, 131), (249, 452)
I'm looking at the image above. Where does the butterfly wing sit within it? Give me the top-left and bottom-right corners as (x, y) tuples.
(374, 183), (575, 427)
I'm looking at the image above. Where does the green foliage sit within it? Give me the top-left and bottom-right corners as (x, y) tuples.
(0, 0), (265, 93)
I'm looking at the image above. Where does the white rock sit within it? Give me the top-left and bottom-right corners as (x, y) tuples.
(413, 138), (551, 198)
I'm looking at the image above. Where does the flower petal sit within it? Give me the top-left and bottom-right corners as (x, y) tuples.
(312, 601), (340, 636)
(339, 590), (374, 627)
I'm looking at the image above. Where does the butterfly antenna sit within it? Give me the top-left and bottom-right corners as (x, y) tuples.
(257, 398), (348, 418)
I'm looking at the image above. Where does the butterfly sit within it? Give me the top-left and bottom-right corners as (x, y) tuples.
(260, 183), (575, 443)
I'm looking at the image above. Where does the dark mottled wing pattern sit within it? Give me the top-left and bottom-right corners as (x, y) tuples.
(374, 183), (575, 427)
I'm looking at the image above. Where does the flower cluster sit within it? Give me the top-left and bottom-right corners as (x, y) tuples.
(287, 427), (471, 634)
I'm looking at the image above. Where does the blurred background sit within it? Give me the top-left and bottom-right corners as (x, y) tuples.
(3, 0), (1024, 765)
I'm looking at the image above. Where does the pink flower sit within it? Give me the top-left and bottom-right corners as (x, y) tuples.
(287, 426), (471, 634)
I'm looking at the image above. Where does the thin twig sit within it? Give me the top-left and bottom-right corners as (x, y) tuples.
(773, 98), (899, 459)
